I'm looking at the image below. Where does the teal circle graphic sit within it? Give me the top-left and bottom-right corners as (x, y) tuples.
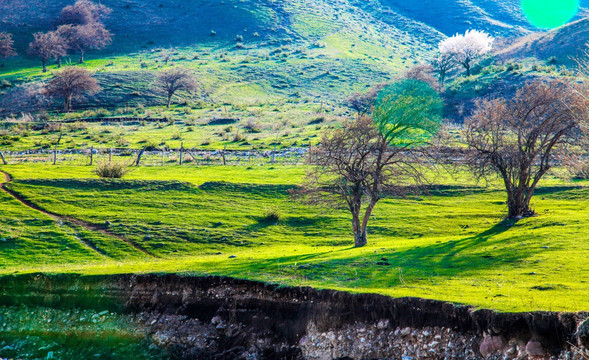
(521, 0), (580, 29)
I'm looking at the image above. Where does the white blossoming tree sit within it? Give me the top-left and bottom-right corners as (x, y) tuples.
(439, 29), (494, 76)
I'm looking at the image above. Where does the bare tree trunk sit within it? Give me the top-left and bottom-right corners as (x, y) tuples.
(0, 151), (7, 165)
(57, 57), (62, 68)
(42, 58), (47, 73)
(222, 145), (227, 166)
(89, 146), (93, 166)
(135, 149), (144, 166)
(352, 211), (367, 248)
(53, 144), (58, 165)
(79, 51), (84, 64)
(64, 95), (72, 112)
(464, 61), (471, 76)
(507, 187), (534, 219)
(359, 201), (377, 244)
(166, 94), (172, 108)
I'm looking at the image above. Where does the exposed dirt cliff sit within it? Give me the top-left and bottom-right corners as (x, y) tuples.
(0, 274), (587, 359)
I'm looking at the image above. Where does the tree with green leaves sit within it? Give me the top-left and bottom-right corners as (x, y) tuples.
(297, 79), (442, 247)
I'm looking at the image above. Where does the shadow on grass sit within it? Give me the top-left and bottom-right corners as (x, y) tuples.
(209, 222), (541, 288)
(16, 179), (196, 192)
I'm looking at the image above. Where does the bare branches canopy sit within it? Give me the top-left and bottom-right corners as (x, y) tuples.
(156, 67), (199, 108)
(0, 33), (16, 59)
(464, 80), (589, 219)
(44, 67), (101, 112)
(299, 80), (442, 247)
(28, 32), (67, 73)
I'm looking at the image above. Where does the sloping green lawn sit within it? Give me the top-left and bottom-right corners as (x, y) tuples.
(1, 164), (589, 312)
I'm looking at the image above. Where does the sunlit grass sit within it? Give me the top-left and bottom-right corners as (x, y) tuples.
(1, 164), (588, 312)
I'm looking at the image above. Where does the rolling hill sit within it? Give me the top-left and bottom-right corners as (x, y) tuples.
(1, 0), (588, 118)
(497, 17), (589, 63)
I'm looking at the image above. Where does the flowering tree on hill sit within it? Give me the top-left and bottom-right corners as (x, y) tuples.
(439, 29), (494, 76)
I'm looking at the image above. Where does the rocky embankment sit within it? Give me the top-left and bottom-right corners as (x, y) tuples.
(0, 274), (588, 359)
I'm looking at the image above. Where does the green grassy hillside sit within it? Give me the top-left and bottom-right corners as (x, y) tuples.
(497, 17), (589, 64)
(1, 164), (589, 312)
(0, 0), (445, 116)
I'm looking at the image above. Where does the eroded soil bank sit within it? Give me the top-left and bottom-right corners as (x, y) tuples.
(0, 273), (588, 359)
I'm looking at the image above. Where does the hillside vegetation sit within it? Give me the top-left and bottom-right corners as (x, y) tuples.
(1, 164), (589, 312)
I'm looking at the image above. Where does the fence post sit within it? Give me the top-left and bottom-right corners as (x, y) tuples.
(179, 142), (184, 165)
(222, 145), (227, 166)
(135, 149), (144, 166)
(89, 146), (93, 166)
(52, 133), (62, 166)
(0, 151), (7, 165)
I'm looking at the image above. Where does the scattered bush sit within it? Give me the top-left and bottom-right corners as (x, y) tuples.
(94, 162), (130, 179)
(243, 119), (262, 133)
(260, 206), (282, 224)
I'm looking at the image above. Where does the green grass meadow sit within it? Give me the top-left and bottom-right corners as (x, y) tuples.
(1, 163), (588, 312)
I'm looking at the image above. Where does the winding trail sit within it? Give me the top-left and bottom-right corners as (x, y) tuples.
(0, 170), (156, 258)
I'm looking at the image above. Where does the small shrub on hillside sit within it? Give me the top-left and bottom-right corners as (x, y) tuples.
(233, 133), (245, 142)
(184, 117), (197, 126)
(94, 162), (130, 179)
(547, 56), (558, 65)
(243, 119), (262, 133)
(65, 122), (87, 132)
(505, 62), (522, 72)
(115, 137), (129, 147)
(64, 112), (83, 120)
(260, 206), (282, 224)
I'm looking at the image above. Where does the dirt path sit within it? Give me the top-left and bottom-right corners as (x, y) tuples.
(0, 170), (156, 258)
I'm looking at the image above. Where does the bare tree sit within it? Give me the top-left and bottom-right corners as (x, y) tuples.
(44, 67), (101, 112)
(0, 32), (16, 59)
(159, 48), (175, 65)
(298, 80), (442, 247)
(464, 80), (588, 219)
(67, 23), (112, 63)
(431, 52), (455, 87)
(28, 32), (67, 72)
(59, 0), (112, 26)
(155, 67), (199, 108)
(439, 29), (493, 76)
(401, 64), (441, 91)
(345, 84), (386, 118)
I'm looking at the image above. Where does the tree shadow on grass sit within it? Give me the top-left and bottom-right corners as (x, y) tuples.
(213, 222), (542, 288)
